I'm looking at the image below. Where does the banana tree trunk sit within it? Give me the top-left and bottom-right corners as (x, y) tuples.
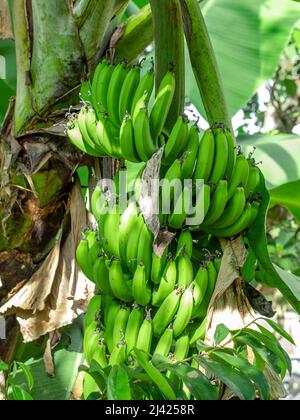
(0, 0), (151, 362)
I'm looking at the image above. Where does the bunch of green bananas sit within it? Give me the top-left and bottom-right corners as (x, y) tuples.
(159, 125), (261, 238)
(66, 60), (176, 162)
(81, 227), (220, 370)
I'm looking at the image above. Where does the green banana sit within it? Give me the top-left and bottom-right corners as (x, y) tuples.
(136, 310), (153, 356)
(189, 184), (211, 228)
(102, 205), (121, 258)
(176, 230), (193, 259)
(131, 68), (155, 115)
(153, 288), (183, 337)
(88, 238), (102, 271)
(125, 304), (144, 355)
(190, 318), (206, 345)
(193, 260), (218, 320)
(209, 201), (260, 238)
(168, 187), (191, 230)
(203, 180), (228, 226)
(84, 321), (103, 366)
(163, 115), (189, 166)
(92, 338), (108, 369)
(67, 121), (102, 157)
(174, 334), (190, 361)
(119, 66), (141, 121)
(227, 153), (250, 201)
(126, 214), (145, 274)
(91, 60), (108, 112)
(211, 187), (246, 229)
(85, 108), (108, 156)
(177, 254), (194, 289)
(76, 238), (93, 281)
(109, 340), (127, 366)
(152, 258), (177, 307)
(96, 116), (114, 156)
(181, 124), (200, 180)
(224, 129), (236, 180)
(134, 107), (158, 162)
(109, 259), (133, 303)
(107, 62), (128, 126)
(84, 295), (102, 331)
(120, 115), (140, 163)
(160, 159), (182, 221)
(77, 108), (104, 155)
(209, 128), (229, 184)
(113, 304), (130, 348)
(85, 230), (97, 249)
(104, 300), (121, 354)
(136, 221), (153, 279)
(193, 129), (215, 182)
(119, 202), (139, 268)
(91, 186), (104, 222)
(173, 287), (194, 337)
(192, 265), (209, 312)
(244, 161), (260, 198)
(94, 62), (114, 116)
(93, 255), (114, 296)
(153, 326), (174, 357)
(132, 263), (152, 306)
(149, 71), (176, 141)
(151, 247), (169, 285)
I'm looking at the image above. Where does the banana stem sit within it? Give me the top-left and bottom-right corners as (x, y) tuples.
(179, 0), (232, 131)
(150, 0), (185, 132)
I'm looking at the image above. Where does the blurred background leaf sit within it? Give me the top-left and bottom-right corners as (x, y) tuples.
(0, 39), (16, 123)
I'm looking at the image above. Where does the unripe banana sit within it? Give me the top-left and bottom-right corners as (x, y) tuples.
(91, 60), (108, 112)
(77, 108), (104, 156)
(150, 71), (176, 141)
(153, 325), (174, 358)
(126, 214), (145, 274)
(92, 338), (108, 369)
(209, 128), (229, 184)
(168, 187), (191, 230)
(190, 184), (211, 228)
(224, 129), (236, 180)
(173, 287), (194, 337)
(190, 318), (206, 345)
(151, 247), (169, 285)
(194, 260), (218, 320)
(84, 321), (103, 366)
(211, 187), (246, 229)
(136, 221), (154, 280)
(119, 66), (141, 121)
(202, 180), (228, 226)
(134, 107), (158, 162)
(160, 159), (182, 220)
(88, 238), (102, 272)
(209, 201), (260, 238)
(119, 202), (139, 268)
(85, 108), (108, 156)
(67, 121), (102, 157)
(104, 300), (121, 353)
(131, 68), (155, 115)
(244, 161), (260, 198)
(153, 288), (183, 337)
(109, 340), (127, 366)
(163, 115), (190, 166)
(94, 62), (114, 116)
(152, 257), (177, 307)
(84, 295), (102, 331)
(132, 263), (152, 306)
(76, 238), (93, 281)
(113, 304), (130, 349)
(93, 255), (114, 296)
(227, 153), (250, 201)
(174, 334), (190, 361)
(181, 124), (200, 180)
(177, 254), (194, 289)
(102, 205), (121, 258)
(192, 265), (209, 313)
(177, 230), (193, 259)
(91, 186), (105, 222)
(85, 230), (97, 249)
(120, 115), (140, 163)
(109, 259), (133, 303)
(193, 129), (215, 182)
(96, 115), (114, 156)
(107, 63), (128, 127)
(125, 304), (144, 356)
(136, 310), (153, 356)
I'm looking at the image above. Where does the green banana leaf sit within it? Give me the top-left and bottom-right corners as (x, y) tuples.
(12, 317), (84, 401)
(248, 173), (300, 313)
(186, 0), (300, 117)
(240, 133), (300, 221)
